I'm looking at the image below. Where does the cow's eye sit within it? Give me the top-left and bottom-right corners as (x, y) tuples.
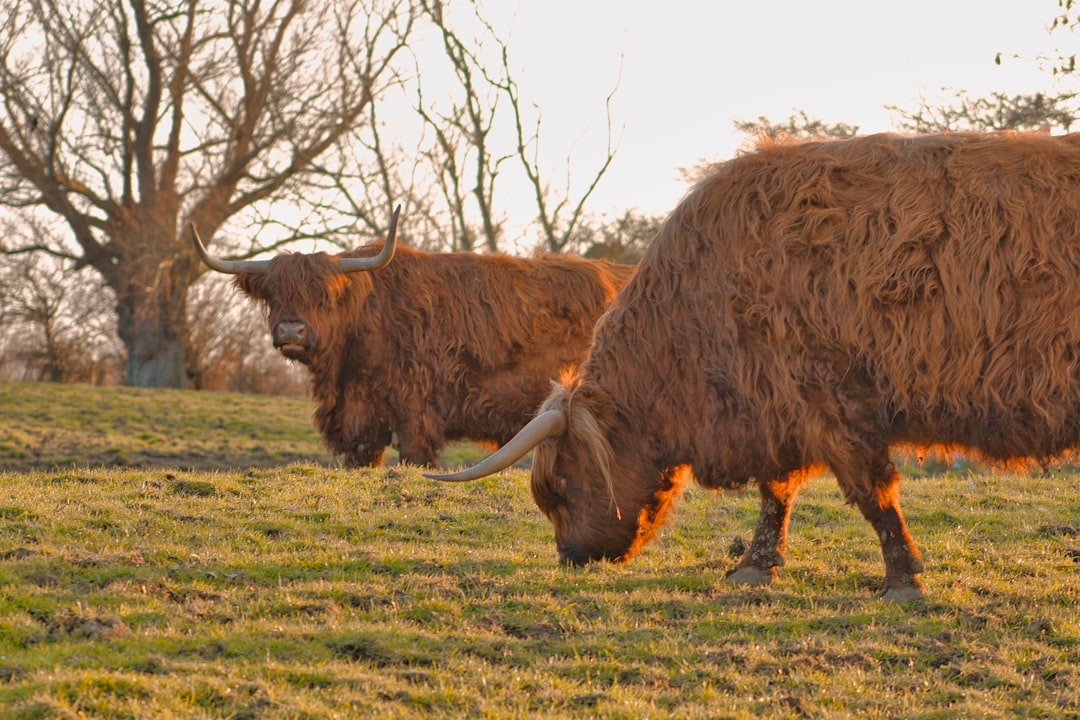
(554, 475), (568, 498)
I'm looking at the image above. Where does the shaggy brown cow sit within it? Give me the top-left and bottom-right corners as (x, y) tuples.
(191, 211), (634, 467)
(431, 131), (1080, 601)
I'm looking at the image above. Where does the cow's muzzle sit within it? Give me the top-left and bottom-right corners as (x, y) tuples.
(557, 545), (591, 567)
(273, 321), (310, 360)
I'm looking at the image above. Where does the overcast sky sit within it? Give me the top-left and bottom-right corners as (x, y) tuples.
(478, 1), (1073, 232)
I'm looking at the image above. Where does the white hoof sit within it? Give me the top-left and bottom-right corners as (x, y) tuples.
(876, 586), (925, 602)
(725, 566), (775, 587)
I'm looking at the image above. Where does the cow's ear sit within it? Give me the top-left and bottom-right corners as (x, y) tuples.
(233, 272), (265, 299)
(567, 381), (615, 429)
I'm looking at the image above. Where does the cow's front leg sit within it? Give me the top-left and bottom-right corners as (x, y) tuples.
(315, 397), (391, 468)
(853, 458), (924, 601)
(834, 450), (924, 601)
(342, 429), (391, 468)
(333, 419), (392, 468)
(392, 428), (442, 468)
(727, 473), (806, 586)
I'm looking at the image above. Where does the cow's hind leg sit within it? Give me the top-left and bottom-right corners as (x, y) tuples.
(726, 472), (808, 587)
(835, 450), (925, 601)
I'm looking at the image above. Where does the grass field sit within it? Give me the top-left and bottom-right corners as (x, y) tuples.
(0, 381), (1077, 718)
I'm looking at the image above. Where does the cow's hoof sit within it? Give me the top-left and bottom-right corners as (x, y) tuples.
(876, 585), (925, 603)
(725, 566), (775, 587)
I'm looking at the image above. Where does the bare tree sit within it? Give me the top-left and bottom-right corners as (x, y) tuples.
(577, 209), (663, 265)
(734, 110), (861, 141)
(410, 1), (620, 254)
(0, 243), (122, 383)
(237, 1), (624, 259)
(1044, 0), (1080, 77)
(186, 273), (306, 394)
(410, 1), (510, 252)
(669, 111), (862, 194)
(0, 0), (414, 388)
(506, 55), (620, 254)
(888, 90), (1078, 133)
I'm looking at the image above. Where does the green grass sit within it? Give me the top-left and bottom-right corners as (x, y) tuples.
(0, 382), (1078, 718)
(0, 381), (337, 471)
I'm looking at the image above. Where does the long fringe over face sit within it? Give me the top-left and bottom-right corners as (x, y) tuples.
(530, 374), (618, 516)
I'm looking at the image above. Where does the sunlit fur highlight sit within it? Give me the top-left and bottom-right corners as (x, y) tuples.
(234, 244), (634, 467)
(622, 465), (692, 561)
(537, 130), (1080, 567)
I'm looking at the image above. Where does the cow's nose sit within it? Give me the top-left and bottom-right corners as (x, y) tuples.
(557, 546), (589, 567)
(273, 321), (307, 347)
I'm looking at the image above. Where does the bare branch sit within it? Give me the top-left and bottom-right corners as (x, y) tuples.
(499, 32), (622, 252)
(888, 90), (1078, 133)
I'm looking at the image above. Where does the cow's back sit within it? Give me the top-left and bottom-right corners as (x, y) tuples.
(591, 132), (1080, 467)
(361, 247), (635, 447)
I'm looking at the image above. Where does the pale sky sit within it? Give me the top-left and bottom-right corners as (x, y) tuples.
(482, 1), (1073, 230)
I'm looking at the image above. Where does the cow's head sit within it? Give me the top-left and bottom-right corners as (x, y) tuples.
(426, 372), (685, 565)
(190, 207), (400, 364)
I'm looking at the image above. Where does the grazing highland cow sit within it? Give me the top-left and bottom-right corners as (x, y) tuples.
(192, 209), (634, 467)
(431, 131), (1080, 600)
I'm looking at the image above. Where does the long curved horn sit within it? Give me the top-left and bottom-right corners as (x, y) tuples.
(424, 409), (566, 482)
(337, 204), (401, 273)
(191, 204), (401, 276)
(189, 223), (273, 274)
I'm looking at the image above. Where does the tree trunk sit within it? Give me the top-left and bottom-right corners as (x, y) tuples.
(122, 330), (188, 387)
(112, 254), (195, 389)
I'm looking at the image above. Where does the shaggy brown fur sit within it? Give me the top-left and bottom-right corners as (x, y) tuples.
(530, 131), (1080, 598)
(234, 245), (634, 467)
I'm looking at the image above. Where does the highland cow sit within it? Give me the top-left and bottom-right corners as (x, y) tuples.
(431, 131), (1080, 600)
(191, 209), (634, 467)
